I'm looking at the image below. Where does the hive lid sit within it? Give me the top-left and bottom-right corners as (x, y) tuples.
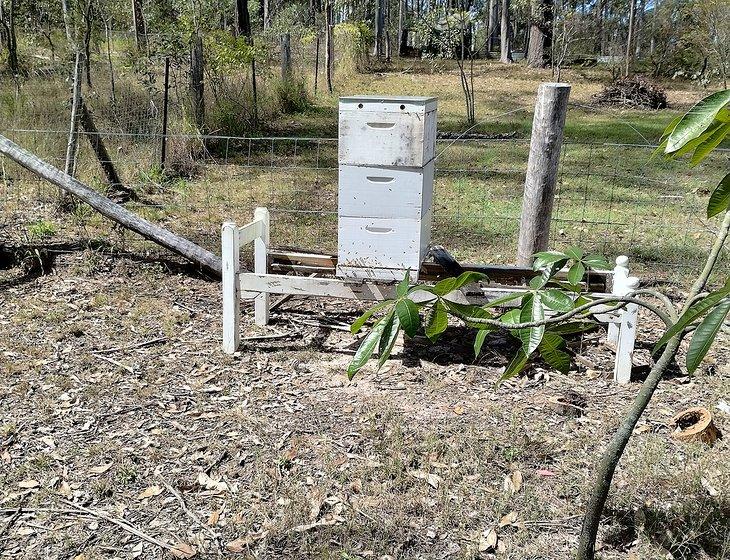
(339, 95), (437, 113)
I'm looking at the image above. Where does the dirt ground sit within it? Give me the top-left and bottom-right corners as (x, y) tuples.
(1, 248), (729, 560)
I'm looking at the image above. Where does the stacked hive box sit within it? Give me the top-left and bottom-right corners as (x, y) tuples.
(336, 96), (438, 282)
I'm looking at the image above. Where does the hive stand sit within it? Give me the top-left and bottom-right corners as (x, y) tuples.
(221, 211), (641, 385)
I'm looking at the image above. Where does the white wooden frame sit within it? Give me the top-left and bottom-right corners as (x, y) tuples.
(222, 210), (640, 384)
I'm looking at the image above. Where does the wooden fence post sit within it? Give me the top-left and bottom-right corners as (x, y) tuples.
(281, 33), (292, 81)
(516, 82), (571, 266)
(222, 221), (240, 353)
(254, 207), (270, 326)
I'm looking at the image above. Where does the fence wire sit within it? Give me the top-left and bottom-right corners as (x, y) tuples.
(1, 127), (727, 281)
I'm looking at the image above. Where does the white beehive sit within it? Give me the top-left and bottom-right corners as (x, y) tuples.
(337, 96), (437, 281)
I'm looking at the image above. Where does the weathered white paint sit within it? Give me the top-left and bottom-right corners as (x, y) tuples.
(221, 221), (240, 354)
(607, 255), (630, 346)
(338, 162), (434, 220)
(337, 96), (437, 282)
(238, 218), (265, 245)
(254, 207), (270, 326)
(613, 276), (640, 384)
(338, 96), (437, 167)
(337, 213), (431, 276)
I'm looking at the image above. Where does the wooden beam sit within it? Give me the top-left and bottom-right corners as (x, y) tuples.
(0, 135), (222, 277)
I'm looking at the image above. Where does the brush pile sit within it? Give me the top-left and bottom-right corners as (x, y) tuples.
(595, 76), (668, 109)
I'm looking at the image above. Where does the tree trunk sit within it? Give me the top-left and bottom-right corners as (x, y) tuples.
(314, 32), (320, 94)
(0, 0), (19, 75)
(236, 0), (252, 36)
(79, 101), (137, 203)
(594, 0), (604, 55)
(82, 1), (93, 87)
(0, 135), (223, 277)
(131, 0), (147, 52)
(373, 0), (384, 58)
(624, 0), (636, 77)
(526, 0), (553, 68)
(500, 0), (513, 63)
(325, 1), (334, 93)
(61, 0), (75, 49)
(397, 0), (405, 56)
(263, 0), (270, 30)
(190, 33), (205, 132)
(280, 33), (292, 81)
(486, 0), (497, 55)
(103, 16), (116, 105)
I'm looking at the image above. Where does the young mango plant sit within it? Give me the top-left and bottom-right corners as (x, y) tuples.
(347, 89), (730, 560)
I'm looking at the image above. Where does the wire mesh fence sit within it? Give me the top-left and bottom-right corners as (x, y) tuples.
(1, 126), (727, 281)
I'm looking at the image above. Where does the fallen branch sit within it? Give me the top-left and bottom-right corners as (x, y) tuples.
(61, 500), (174, 551)
(156, 474), (219, 542)
(0, 135), (222, 277)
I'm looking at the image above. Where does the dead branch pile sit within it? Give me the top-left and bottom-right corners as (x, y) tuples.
(595, 77), (668, 109)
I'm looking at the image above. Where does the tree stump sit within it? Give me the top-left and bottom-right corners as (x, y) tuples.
(670, 407), (721, 445)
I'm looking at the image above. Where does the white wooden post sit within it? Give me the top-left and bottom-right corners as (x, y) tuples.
(613, 276), (639, 384)
(254, 207), (270, 326)
(607, 255), (630, 346)
(222, 221), (240, 353)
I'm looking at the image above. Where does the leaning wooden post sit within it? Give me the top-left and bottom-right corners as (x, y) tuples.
(613, 276), (639, 384)
(222, 221), (241, 353)
(516, 82), (571, 266)
(0, 135), (222, 276)
(254, 207), (270, 326)
(281, 33), (292, 81)
(607, 255), (630, 346)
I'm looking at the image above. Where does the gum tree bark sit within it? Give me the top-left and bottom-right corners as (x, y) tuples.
(577, 209), (730, 559)
(526, 0), (553, 68)
(500, 0), (513, 63)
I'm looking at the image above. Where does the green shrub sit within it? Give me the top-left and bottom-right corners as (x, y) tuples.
(275, 77), (310, 114)
(27, 220), (57, 240)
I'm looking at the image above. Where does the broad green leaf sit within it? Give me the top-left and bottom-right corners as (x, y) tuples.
(377, 312), (401, 369)
(428, 271), (486, 296)
(484, 292), (525, 308)
(500, 308), (521, 325)
(686, 298), (730, 374)
(540, 259), (570, 286)
(691, 122), (730, 167)
(350, 300), (393, 334)
(567, 261), (586, 286)
(425, 299), (449, 341)
(666, 89), (730, 154)
(651, 114), (682, 159)
(653, 278), (730, 353)
(498, 348), (529, 384)
(529, 275), (545, 290)
(396, 270), (411, 297)
(541, 289), (574, 312)
(669, 120), (724, 159)
(564, 246), (584, 261)
(395, 298), (421, 338)
(707, 172), (730, 218)
(532, 251), (568, 270)
(518, 293), (545, 355)
(538, 332), (571, 374)
(347, 312), (392, 379)
(443, 301), (494, 329)
(474, 329), (489, 357)
(548, 321), (597, 335)
(582, 254), (610, 270)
